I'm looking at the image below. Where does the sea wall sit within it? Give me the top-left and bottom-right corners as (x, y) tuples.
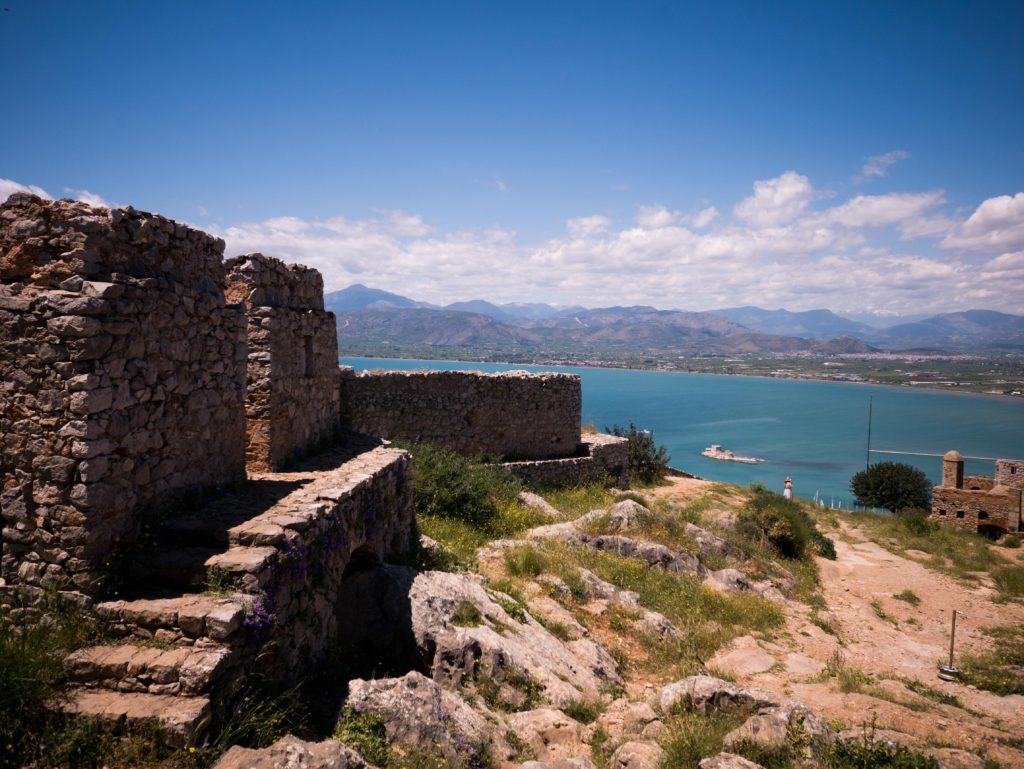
(225, 255), (339, 471)
(502, 433), (629, 488)
(338, 368), (581, 460)
(0, 194), (247, 594)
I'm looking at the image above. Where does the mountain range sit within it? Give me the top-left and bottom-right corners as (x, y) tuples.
(325, 284), (1024, 356)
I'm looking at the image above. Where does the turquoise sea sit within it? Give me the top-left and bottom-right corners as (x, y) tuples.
(341, 357), (1024, 507)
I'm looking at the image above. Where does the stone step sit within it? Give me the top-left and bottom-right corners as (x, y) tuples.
(98, 594), (246, 644)
(128, 544), (223, 590)
(57, 688), (212, 748)
(65, 642), (234, 695)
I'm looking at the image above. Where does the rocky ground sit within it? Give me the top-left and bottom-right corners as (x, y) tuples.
(214, 476), (1024, 769)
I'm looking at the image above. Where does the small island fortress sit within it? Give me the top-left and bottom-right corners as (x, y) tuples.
(930, 450), (1023, 536)
(0, 194), (627, 743)
(701, 444), (763, 464)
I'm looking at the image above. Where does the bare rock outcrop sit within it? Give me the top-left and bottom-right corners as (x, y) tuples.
(212, 736), (376, 769)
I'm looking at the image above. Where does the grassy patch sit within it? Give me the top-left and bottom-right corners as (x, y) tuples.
(736, 485), (836, 561)
(892, 589), (921, 606)
(504, 545), (548, 577)
(659, 707), (747, 768)
(334, 707), (392, 766)
(960, 624), (1024, 695)
(1000, 534), (1021, 549)
(562, 699), (605, 724)
(991, 564), (1024, 598)
(820, 727), (940, 768)
(540, 483), (618, 518)
(451, 601), (483, 627)
(819, 650), (872, 693)
(898, 678), (963, 708)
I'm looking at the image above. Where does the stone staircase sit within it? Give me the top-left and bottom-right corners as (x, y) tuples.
(55, 435), (412, 747)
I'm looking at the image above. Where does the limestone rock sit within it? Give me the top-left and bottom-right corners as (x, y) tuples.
(507, 708), (587, 763)
(578, 499), (652, 531)
(344, 671), (492, 764)
(519, 491), (563, 519)
(698, 753), (766, 769)
(596, 698), (660, 739)
(213, 735), (375, 769)
(607, 740), (666, 769)
(519, 759), (598, 769)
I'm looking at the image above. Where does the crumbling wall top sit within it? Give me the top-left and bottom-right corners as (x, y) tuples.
(224, 253), (324, 311)
(1, 194), (226, 297)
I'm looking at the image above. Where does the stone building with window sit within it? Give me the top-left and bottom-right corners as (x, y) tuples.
(930, 450), (1023, 537)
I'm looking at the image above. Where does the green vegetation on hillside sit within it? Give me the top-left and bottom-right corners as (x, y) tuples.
(606, 421), (672, 485)
(850, 462), (932, 513)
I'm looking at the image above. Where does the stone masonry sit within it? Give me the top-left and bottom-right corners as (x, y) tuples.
(226, 254), (340, 471)
(930, 450), (1023, 535)
(502, 432), (629, 488)
(339, 368), (581, 460)
(0, 195), (247, 594)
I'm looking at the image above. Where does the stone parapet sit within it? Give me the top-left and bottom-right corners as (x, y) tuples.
(501, 433), (629, 488)
(224, 253), (324, 311)
(1, 195), (247, 595)
(339, 368), (581, 460)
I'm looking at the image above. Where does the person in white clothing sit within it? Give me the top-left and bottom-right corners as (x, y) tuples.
(783, 476), (793, 501)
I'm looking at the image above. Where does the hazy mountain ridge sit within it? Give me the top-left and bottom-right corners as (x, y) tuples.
(329, 284), (1023, 354)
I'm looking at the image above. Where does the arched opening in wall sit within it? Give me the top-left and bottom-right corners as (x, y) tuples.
(978, 524), (1007, 541)
(333, 553), (424, 682)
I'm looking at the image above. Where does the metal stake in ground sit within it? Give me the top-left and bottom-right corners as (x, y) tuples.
(938, 609), (962, 681)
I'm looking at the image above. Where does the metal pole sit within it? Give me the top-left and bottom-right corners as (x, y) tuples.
(949, 609), (957, 667)
(865, 396), (873, 471)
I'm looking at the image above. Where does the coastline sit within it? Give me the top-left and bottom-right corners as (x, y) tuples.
(339, 352), (1024, 403)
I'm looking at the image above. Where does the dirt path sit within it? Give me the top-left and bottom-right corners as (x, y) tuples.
(704, 520), (1024, 767)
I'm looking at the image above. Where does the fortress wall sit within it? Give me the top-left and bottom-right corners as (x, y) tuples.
(225, 255), (340, 471)
(995, 460), (1024, 490)
(501, 432), (630, 488)
(339, 368), (581, 460)
(0, 194), (247, 594)
(930, 486), (1021, 533)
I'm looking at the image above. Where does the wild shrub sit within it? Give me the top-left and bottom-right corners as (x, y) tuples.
(606, 422), (672, 485)
(897, 510), (935, 536)
(736, 485), (834, 560)
(406, 442), (521, 526)
(850, 462), (931, 514)
(1001, 534), (1022, 549)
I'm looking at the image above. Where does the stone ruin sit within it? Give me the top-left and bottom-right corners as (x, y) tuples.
(930, 450), (1024, 537)
(225, 253), (340, 471)
(0, 193), (629, 745)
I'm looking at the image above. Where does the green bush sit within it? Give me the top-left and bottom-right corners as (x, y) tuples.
(1001, 534), (1022, 549)
(606, 422), (671, 485)
(850, 462), (931, 514)
(737, 485), (835, 560)
(406, 442), (521, 526)
(896, 510), (935, 536)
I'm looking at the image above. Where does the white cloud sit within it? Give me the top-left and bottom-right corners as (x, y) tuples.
(635, 205), (680, 229)
(1, 178), (51, 202)
(734, 171), (813, 228)
(566, 215), (610, 238)
(941, 192), (1024, 252)
(494, 179), (508, 193)
(197, 205), (209, 217)
(691, 206), (718, 229)
(64, 187), (113, 208)
(859, 150), (909, 181)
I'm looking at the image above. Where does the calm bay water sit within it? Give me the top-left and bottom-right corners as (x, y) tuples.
(341, 357), (1024, 506)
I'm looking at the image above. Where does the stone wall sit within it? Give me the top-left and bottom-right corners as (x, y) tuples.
(931, 486), (1022, 533)
(0, 194), (247, 594)
(225, 255), (339, 471)
(339, 368), (581, 460)
(502, 433), (629, 488)
(995, 460), (1024, 489)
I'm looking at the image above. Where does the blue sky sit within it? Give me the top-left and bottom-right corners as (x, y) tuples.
(2, 0), (1023, 316)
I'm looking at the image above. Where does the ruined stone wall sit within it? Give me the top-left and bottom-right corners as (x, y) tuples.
(502, 433), (630, 488)
(930, 486), (1022, 533)
(0, 195), (247, 594)
(339, 368), (581, 460)
(225, 255), (339, 471)
(995, 460), (1024, 490)
(963, 475), (995, 491)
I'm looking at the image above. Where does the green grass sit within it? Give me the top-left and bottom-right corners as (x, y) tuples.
(892, 589), (921, 606)
(818, 650), (872, 694)
(870, 600), (899, 628)
(451, 601), (483, 627)
(991, 564), (1024, 598)
(960, 624), (1024, 695)
(658, 707), (748, 768)
(562, 698), (605, 724)
(539, 483), (618, 518)
(504, 545), (548, 577)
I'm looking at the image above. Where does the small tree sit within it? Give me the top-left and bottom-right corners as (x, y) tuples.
(850, 461), (932, 514)
(606, 422), (671, 485)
